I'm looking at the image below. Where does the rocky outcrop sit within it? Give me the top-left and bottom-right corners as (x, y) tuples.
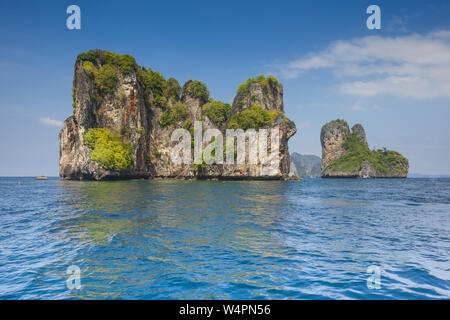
(351, 124), (367, 147)
(320, 119), (408, 178)
(59, 50), (297, 180)
(320, 119), (350, 172)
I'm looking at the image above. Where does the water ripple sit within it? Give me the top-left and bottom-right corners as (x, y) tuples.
(0, 177), (449, 299)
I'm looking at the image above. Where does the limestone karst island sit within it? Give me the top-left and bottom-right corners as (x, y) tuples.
(59, 50), (296, 180)
(320, 119), (408, 178)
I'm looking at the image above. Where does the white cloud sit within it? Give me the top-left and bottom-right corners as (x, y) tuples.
(279, 30), (450, 99)
(40, 117), (63, 127)
(385, 16), (408, 33)
(349, 102), (382, 111)
(429, 30), (450, 39)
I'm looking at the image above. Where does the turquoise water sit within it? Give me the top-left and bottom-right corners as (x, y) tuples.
(0, 177), (449, 299)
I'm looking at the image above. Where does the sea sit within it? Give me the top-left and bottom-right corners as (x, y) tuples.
(0, 177), (449, 299)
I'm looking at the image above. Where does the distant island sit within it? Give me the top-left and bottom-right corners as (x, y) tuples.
(59, 50), (297, 180)
(320, 119), (409, 178)
(290, 153), (321, 177)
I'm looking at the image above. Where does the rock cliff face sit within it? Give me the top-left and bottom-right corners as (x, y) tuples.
(59, 50), (297, 180)
(320, 119), (408, 178)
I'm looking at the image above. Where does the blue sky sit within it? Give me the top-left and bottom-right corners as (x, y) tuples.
(0, 0), (449, 176)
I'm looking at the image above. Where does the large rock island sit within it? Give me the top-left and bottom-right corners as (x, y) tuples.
(59, 50), (297, 180)
(320, 119), (408, 178)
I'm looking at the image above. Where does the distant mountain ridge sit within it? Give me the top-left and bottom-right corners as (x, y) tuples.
(290, 153), (321, 177)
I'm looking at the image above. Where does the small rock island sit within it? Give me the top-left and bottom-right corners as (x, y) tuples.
(320, 119), (408, 178)
(59, 50), (297, 180)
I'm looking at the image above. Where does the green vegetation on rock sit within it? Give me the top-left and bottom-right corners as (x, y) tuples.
(329, 118), (349, 127)
(84, 128), (132, 171)
(137, 69), (182, 109)
(82, 60), (119, 101)
(166, 78), (182, 100)
(137, 69), (165, 107)
(77, 50), (139, 74)
(201, 99), (231, 126)
(326, 133), (408, 174)
(193, 150), (215, 171)
(94, 64), (119, 95)
(77, 49), (182, 109)
(185, 80), (209, 101)
(81, 60), (96, 77)
(228, 105), (282, 130)
(160, 102), (189, 127)
(71, 86), (76, 108)
(193, 158), (207, 172)
(237, 75), (280, 94)
(369, 148), (409, 174)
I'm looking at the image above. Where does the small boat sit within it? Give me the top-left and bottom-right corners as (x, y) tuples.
(35, 176), (48, 180)
(362, 175), (370, 179)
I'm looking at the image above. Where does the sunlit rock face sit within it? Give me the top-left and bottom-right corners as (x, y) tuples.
(320, 119), (350, 173)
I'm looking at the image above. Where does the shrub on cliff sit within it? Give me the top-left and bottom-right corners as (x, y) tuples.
(166, 78), (182, 100)
(82, 60), (119, 100)
(201, 99), (231, 126)
(135, 68), (161, 108)
(237, 75), (280, 94)
(137, 69), (182, 108)
(370, 149), (409, 174)
(185, 81), (209, 101)
(94, 65), (119, 95)
(160, 102), (189, 127)
(82, 61), (96, 77)
(71, 87), (76, 108)
(147, 70), (166, 97)
(78, 50), (183, 109)
(228, 105), (282, 130)
(77, 50), (138, 74)
(84, 128), (132, 171)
